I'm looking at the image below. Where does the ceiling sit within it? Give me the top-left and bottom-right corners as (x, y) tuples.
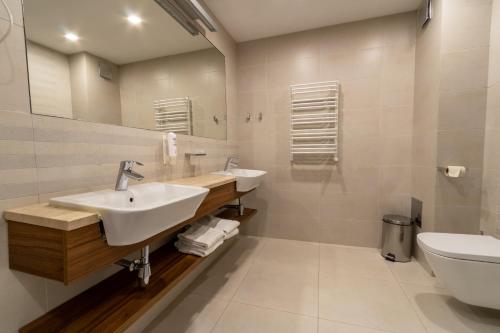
(205, 0), (423, 42)
(23, 0), (214, 65)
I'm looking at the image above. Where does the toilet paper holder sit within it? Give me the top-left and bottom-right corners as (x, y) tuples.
(437, 166), (466, 178)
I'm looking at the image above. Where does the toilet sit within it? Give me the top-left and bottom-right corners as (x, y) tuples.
(417, 232), (500, 310)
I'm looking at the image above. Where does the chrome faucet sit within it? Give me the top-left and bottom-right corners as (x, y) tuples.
(115, 160), (144, 191)
(224, 156), (239, 171)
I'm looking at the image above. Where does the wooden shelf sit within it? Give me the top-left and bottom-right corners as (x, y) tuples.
(217, 207), (257, 222)
(20, 208), (257, 333)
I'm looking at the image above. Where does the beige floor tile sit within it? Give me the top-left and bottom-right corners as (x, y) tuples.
(319, 319), (390, 333)
(142, 293), (228, 333)
(319, 274), (426, 333)
(254, 237), (320, 270)
(320, 244), (395, 281)
(234, 259), (319, 316)
(188, 236), (267, 301)
(212, 302), (317, 333)
(401, 283), (500, 333)
(386, 259), (441, 287)
(147, 237), (500, 333)
(232, 237), (319, 316)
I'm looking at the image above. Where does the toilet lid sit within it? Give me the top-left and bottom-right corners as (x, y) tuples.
(417, 232), (500, 264)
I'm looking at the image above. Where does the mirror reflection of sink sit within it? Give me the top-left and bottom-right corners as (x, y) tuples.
(49, 182), (209, 246)
(213, 168), (266, 192)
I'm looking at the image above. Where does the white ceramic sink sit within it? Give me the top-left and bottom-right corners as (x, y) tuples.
(50, 182), (209, 246)
(213, 168), (266, 192)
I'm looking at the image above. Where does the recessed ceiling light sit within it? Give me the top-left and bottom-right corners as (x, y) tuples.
(64, 32), (79, 41)
(127, 14), (142, 25)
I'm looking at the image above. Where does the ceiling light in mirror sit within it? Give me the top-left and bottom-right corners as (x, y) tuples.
(64, 32), (79, 41)
(127, 14), (142, 25)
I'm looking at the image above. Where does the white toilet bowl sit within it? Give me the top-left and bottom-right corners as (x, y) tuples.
(417, 232), (500, 310)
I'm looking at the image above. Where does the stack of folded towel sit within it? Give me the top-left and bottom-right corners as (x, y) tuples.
(175, 215), (240, 257)
(198, 216), (240, 240)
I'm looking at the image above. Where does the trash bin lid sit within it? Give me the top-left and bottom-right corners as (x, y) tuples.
(382, 214), (412, 226)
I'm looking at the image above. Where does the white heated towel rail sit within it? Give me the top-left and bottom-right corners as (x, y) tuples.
(290, 81), (339, 162)
(154, 97), (192, 135)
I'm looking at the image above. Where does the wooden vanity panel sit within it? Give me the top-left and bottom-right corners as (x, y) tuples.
(6, 180), (251, 284)
(7, 222), (65, 281)
(194, 181), (239, 215)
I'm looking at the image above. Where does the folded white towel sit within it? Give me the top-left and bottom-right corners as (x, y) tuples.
(175, 239), (223, 257)
(225, 228), (239, 240)
(199, 216), (240, 235)
(176, 238), (212, 251)
(177, 224), (225, 249)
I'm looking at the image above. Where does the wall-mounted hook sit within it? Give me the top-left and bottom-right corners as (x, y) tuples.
(258, 112), (263, 121)
(246, 113), (251, 122)
(213, 115), (219, 124)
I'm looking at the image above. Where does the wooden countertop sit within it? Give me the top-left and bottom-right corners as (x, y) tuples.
(3, 204), (101, 231)
(3, 174), (236, 231)
(166, 173), (234, 188)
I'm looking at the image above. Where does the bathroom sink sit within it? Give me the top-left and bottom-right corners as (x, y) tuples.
(213, 168), (266, 192)
(50, 182), (209, 246)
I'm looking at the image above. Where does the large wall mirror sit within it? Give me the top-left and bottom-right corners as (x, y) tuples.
(22, 0), (227, 140)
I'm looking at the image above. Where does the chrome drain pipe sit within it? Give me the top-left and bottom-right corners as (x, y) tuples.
(138, 245), (151, 287)
(223, 197), (244, 216)
(116, 245), (151, 288)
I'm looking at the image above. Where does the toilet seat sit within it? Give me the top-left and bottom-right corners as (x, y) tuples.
(417, 233), (500, 264)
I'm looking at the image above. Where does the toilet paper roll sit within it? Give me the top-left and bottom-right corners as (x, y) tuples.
(444, 166), (466, 178)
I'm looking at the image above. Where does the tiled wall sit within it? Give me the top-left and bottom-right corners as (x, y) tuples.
(434, 0), (491, 235)
(412, 0), (492, 268)
(412, 0), (491, 242)
(481, 0), (500, 238)
(236, 13), (417, 247)
(411, 0), (442, 265)
(0, 0), (237, 331)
